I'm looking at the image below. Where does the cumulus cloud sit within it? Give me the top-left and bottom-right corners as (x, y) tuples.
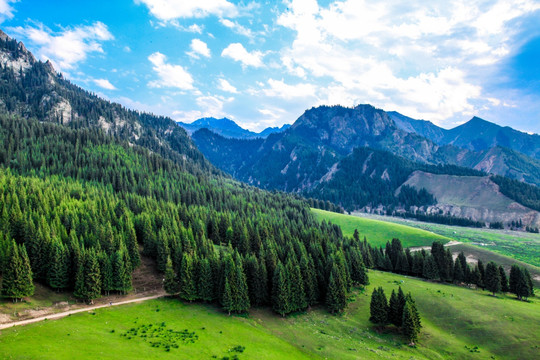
(276, 0), (540, 124)
(222, 43), (264, 68)
(148, 52), (194, 90)
(217, 78), (238, 93)
(262, 79), (317, 99)
(0, 0), (16, 22)
(93, 78), (117, 90)
(219, 19), (254, 38)
(187, 39), (211, 59)
(136, 0), (237, 20)
(172, 94), (234, 122)
(8, 22), (113, 70)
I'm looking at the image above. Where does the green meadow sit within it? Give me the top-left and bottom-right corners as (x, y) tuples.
(1, 271), (538, 360)
(312, 208), (452, 247)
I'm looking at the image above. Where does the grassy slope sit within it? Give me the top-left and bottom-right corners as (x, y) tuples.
(1, 271), (538, 360)
(312, 208), (452, 247)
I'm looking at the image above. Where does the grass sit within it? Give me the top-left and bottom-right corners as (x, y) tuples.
(312, 208), (452, 248)
(2, 271), (538, 359)
(352, 212), (540, 267)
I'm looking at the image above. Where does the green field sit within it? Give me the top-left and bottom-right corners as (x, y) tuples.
(312, 208), (452, 248)
(1, 271), (538, 359)
(351, 212), (540, 266)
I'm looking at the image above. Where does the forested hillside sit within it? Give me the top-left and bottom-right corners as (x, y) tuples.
(0, 30), (370, 314)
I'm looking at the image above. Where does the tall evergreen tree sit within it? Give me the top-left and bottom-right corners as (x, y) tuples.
(272, 262), (291, 316)
(369, 287), (388, 325)
(179, 253), (197, 302)
(163, 255), (178, 295)
(1, 241), (34, 301)
(499, 266), (509, 293)
(422, 255), (439, 280)
(402, 298), (421, 346)
(48, 241), (69, 291)
(197, 258), (214, 302)
(326, 263), (347, 314)
(485, 261), (501, 296)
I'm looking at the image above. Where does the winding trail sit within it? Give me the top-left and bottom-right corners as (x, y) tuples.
(0, 293), (165, 330)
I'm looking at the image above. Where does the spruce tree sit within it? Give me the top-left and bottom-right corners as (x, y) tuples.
(1, 241), (35, 301)
(326, 264), (347, 314)
(179, 253), (197, 302)
(48, 241), (69, 291)
(222, 278), (234, 316)
(272, 263), (291, 316)
(402, 300), (421, 345)
(197, 258), (214, 301)
(485, 261), (501, 296)
(369, 287), (388, 325)
(163, 255), (178, 295)
(388, 290), (400, 326)
(422, 255), (439, 280)
(499, 266), (509, 293)
(288, 259), (307, 312)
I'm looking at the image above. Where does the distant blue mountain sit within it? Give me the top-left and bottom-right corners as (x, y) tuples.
(178, 117), (290, 139)
(388, 111), (540, 160)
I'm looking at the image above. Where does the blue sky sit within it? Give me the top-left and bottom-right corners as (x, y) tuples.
(1, 0), (539, 133)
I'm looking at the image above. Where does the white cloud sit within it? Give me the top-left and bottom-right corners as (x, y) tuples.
(136, 0), (237, 20)
(0, 0), (16, 22)
(221, 43), (264, 68)
(276, 0), (540, 125)
(217, 78), (238, 93)
(187, 39), (211, 59)
(219, 18), (254, 38)
(172, 94), (234, 122)
(262, 79), (317, 99)
(8, 22), (113, 70)
(93, 78), (117, 90)
(148, 52), (194, 90)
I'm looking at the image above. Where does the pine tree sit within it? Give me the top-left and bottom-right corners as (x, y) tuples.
(222, 278), (234, 315)
(388, 290), (400, 326)
(74, 249), (101, 303)
(1, 241), (35, 301)
(197, 258), (214, 301)
(485, 261), (501, 296)
(510, 266), (533, 301)
(272, 263), (291, 316)
(402, 298), (421, 346)
(163, 255), (178, 295)
(179, 253), (197, 302)
(499, 266), (509, 293)
(326, 264), (347, 314)
(100, 253), (114, 296)
(112, 250), (131, 294)
(369, 287), (388, 325)
(48, 241), (69, 291)
(422, 255), (439, 280)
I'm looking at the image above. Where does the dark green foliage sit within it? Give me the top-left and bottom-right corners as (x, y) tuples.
(490, 175), (540, 212)
(272, 263), (291, 316)
(74, 249), (101, 303)
(48, 240), (69, 291)
(510, 265), (534, 300)
(499, 266), (509, 293)
(179, 253), (197, 302)
(402, 294), (421, 345)
(163, 256), (178, 295)
(422, 255), (439, 280)
(485, 262), (501, 295)
(326, 264), (347, 314)
(1, 241), (34, 300)
(197, 258), (214, 302)
(369, 287), (388, 325)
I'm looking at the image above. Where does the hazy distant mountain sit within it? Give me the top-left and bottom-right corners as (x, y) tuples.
(193, 104), (540, 215)
(388, 111), (540, 160)
(178, 117), (290, 139)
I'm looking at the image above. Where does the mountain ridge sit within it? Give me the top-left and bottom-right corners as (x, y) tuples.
(178, 117), (290, 139)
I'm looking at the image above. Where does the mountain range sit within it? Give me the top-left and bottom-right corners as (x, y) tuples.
(0, 28), (538, 228)
(192, 105), (540, 226)
(178, 117), (290, 139)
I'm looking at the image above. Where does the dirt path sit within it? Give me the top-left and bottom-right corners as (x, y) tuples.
(0, 292), (166, 330)
(409, 240), (462, 252)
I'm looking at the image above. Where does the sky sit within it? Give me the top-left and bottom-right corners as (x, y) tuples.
(1, 0), (540, 133)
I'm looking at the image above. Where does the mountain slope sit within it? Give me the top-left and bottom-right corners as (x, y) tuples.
(399, 171), (540, 227)
(389, 111), (540, 160)
(178, 117), (289, 139)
